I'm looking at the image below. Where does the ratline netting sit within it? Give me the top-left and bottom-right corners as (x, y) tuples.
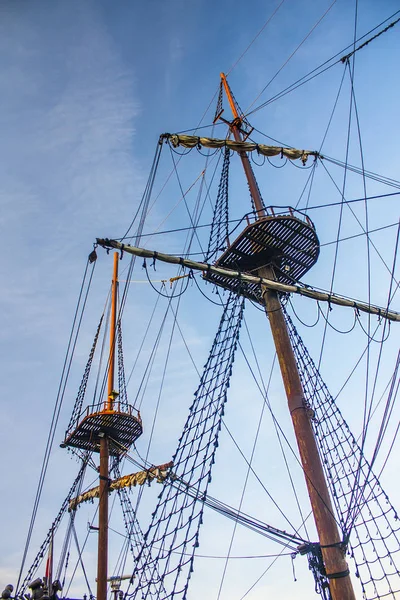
(65, 316), (104, 438)
(284, 306), (400, 600)
(116, 320), (129, 408)
(205, 145), (230, 262)
(126, 292), (244, 599)
(65, 318), (130, 442)
(114, 464), (167, 597)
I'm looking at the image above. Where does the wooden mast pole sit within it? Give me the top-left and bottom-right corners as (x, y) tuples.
(220, 73), (356, 600)
(97, 251), (119, 600)
(107, 251), (119, 411)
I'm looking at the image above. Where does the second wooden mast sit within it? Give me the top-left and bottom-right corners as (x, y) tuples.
(219, 73), (356, 600)
(62, 253), (143, 600)
(97, 251), (119, 600)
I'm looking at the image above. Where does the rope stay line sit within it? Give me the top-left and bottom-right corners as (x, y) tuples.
(168, 478), (307, 549)
(284, 306), (400, 600)
(70, 521), (94, 598)
(340, 16), (400, 64)
(16, 460), (89, 597)
(244, 0), (338, 117)
(96, 239), (400, 323)
(16, 258), (97, 595)
(321, 156), (400, 190)
(124, 292), (244, 599)
(121, 141), (163, 242)
(226, 0), (286, 76)
(112, 457), (309, 552)
(245, 11), (400, 118)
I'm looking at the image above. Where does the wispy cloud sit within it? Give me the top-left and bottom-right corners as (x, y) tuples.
(0, 1), (142, 580)
(0, 2), (142, 343)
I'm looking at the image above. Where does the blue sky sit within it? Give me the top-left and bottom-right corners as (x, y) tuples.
(1, 1), (399, 599)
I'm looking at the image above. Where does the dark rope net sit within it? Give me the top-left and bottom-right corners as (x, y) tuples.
(205, 145), (230, 262)
(283, 305), (400, 600)
(65, 316), (131, 441)
(65, 316), (104, 438)
(213, 80), (223, 123)
(116, 319), (129, 409)
(113, 464), (167, 597)
(113, 465), (144, 557)
(126, 292), (244, 599)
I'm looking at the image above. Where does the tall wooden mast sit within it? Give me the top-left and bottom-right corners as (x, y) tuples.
(97, 251), (119, 600)
(63, 255), (143, 600)
(220, 73), (356, 600)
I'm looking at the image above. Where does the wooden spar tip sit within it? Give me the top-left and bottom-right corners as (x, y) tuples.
(97, 237), (116, 250)
(95, 238), (400, 323)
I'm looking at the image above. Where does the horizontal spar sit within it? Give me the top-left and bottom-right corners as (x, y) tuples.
(160, 133), (321, 165)
(96, 238), (400, 323)
(69, 462), (173, 511)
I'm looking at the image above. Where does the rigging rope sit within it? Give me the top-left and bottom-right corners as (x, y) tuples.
(70, 521), (94, 598)
(16, 259), (96, 594)
(348, 222), (399, 531)
(117, 191), (400, 243)
(284, 305), (400, 600)
(239, 321), (311, 539)
(318, 159), (399, 290)
(226, 0), (285, 76)
(17, 460), (89, 597)
(113, 464), (167, 597)
(65, 315), (104, 437)
(125, 292), (244, 599)
(341, 16), (400, 63)
(245, 10), (400, 117)
(244, 0), (338, 115)
(168, 479), (305, 549)
(121, 142), (163, 242)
